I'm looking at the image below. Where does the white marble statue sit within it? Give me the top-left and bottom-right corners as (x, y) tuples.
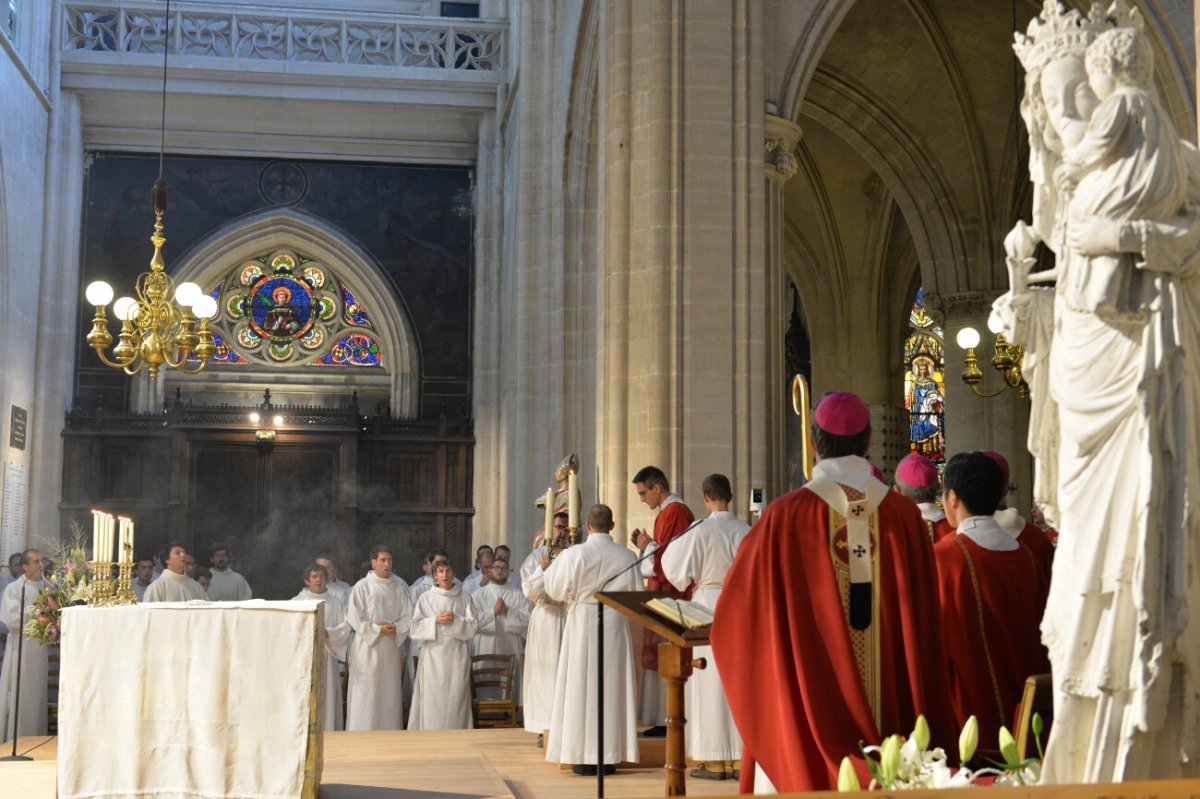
(991, 0), (1200, 782)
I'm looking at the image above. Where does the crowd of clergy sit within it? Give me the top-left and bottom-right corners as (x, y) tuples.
(0, 389), (1056, 790)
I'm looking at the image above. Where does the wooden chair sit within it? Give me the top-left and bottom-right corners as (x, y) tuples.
(470, 654), (518, 728)
(1013, 673), (1053, 760)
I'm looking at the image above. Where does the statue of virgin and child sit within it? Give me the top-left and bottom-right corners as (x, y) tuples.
(992, 0), (1200, 782)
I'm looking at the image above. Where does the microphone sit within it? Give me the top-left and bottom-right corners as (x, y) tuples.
(601, 517), (704, 589)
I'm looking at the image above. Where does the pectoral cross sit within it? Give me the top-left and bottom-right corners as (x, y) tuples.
(852, 544), (867, 558)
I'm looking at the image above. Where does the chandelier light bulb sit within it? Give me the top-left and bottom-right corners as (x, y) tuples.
(175, 282), (203, 308)
(956, 326), (981, 350)
(272, 415), (284, 426)
(248, 412), (261, 424)
(85, 281), (115, 307)
(987, 314), (1004, 334)
(113, 297), (138, 321)
(192, 295), (218, 319)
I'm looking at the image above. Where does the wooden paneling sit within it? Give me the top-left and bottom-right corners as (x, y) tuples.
(61, 414), (474, 600)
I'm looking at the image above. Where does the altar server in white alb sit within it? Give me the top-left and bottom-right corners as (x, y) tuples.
(345, 544), (412, 731)
(143, 543), (207, 602)
(408, 561), (477, 729)
(470, 556), (531, 701)
(314, 555), (351, 603)
(205, 543), (253, 601)
(544, 504), (640, 775)
(293, 562), (352, 731)
(520, 513), (568, 744)
(660, 473), (749, 781)
(0, 549), (48, 738)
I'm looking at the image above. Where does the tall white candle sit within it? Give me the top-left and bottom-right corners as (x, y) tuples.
(543, 488), (554, 545)
(92, 510), (101, 562)
(128, 518), (135, 562)
(105, 514), (115, 562)
(568, 472), (579, 530)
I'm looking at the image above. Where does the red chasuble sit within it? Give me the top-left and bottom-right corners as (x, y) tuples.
(925, 517), (954, 543)
(934, 534), (1050, 753)
(643, 500), (696, 670)
(711, 485), (954, 793)
(1016, 521), (1055, 583)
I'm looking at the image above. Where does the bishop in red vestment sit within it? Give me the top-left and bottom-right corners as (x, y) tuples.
(712, 392), (953, 793)
(935, 452), (1050, 756)
(895, 453), (955, 543)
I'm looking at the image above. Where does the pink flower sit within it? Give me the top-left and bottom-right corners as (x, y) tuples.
(37, 614), (50, 623)
(47, 597), (58, 611)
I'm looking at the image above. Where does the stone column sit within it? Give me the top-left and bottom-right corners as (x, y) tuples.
(764, 112), (801, 501)
(28, 92), (84, 540)
(599, 0), (767, 532)
(938, 290), (1032, 511)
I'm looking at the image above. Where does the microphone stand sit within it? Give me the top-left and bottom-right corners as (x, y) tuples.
(1, 581), (32, 761)
(593, 517), (703, 799)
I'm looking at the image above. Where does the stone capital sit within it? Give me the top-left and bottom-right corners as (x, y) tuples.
(930, 290), (1001, 322)
(764, 113), (803, 184)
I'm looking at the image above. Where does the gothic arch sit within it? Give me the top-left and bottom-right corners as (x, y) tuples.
(803, 67), (969, 294)
(165, 208), (420, 416)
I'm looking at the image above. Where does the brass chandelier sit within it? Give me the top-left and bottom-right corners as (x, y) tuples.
(83, 0), (216, 378)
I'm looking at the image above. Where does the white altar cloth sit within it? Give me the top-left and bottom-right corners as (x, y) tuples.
(57, 600), (323, 799)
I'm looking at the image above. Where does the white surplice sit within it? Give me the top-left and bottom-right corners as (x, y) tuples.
(660, 509), (749, 761)
(544, 532), (639, 765)
(470, 581), (530, 702)
(407, 584), (477, 730)
(519, 545), (564, 733)
(0, 575), (48, 738)
(142, 569), (207, 602)
(207, 568), (252, 601)
(292, 588), (352, 730)
(345, 572), (412, 731)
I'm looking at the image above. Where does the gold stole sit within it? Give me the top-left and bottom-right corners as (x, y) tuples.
(805, 473), (886, 730)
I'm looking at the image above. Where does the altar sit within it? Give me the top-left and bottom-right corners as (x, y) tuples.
(55, 600), (324, 799)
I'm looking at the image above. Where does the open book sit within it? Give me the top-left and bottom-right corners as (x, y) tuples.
(645, 597), (714, 630)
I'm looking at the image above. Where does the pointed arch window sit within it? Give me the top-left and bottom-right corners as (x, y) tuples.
(193, 249), (383, 368)
(903, 287), (946, 464)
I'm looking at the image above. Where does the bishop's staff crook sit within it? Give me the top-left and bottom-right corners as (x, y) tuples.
(792, 374), (814, 481)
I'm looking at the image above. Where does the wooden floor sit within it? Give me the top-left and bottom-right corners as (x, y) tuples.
(0, 728), (741, 799)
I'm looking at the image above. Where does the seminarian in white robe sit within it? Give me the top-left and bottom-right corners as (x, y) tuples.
(520, 543), (564, 734)
(345, 570), (412, 730)
(544, 510), (640, 766)
(660, 505), (749, 762)
(0, 573), (48, 738)
(470, 576), (530, 702)
(143, 568), (207, 602)
(293, 588), (352, 731)
(207, 567), (252, 601)
(408, 582), (477, 729)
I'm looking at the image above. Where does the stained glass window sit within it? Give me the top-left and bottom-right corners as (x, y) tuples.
(903, 287), (946, 464)
(5, 0), (15, 39)
(313, 333), (383, 367)
(198, 249), (384, 369)
(339, 282), (372, 328)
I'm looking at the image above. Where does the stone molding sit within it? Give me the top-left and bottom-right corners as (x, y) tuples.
(764, 113), (803, 184)
(932, 290), (1001, 321)
(62, 1), (505, 74)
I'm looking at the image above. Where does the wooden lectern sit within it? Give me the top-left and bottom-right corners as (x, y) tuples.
(596, 590), (711, 797)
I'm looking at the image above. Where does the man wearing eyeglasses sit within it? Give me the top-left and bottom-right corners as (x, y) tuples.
(519, 512), (569, 747)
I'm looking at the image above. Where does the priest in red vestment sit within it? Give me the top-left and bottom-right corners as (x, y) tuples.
(895, 453), (954, 543)
(983, 450), (1055, 580)
(935, 452), (1050, 755)
(711, 391), (954, 793)
(630, 466), (696, 732)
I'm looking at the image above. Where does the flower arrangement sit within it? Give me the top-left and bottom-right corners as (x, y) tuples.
(838, 713), (1044, 791)
(21, 522), (96, 646)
